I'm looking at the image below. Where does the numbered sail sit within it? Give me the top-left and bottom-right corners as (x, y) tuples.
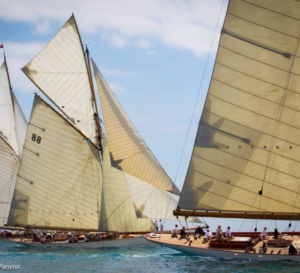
(22, 15), (97, 143)
(177, 0), (300, 220)
(92, 60), (180, 195)
(8, 95), (102, 230)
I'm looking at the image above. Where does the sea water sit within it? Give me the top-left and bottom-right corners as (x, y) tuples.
(0, 239), (298, 273)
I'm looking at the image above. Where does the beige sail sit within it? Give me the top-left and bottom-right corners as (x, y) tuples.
(8, 95), (102, 230)
(22, 15), (97, 144)
(176, 0), (300, 220)
(100, 138), (154, 232)
(125, 173), (181, 221)
(0, 58), (27, 226)
(0, 137), (19, 226)
(12, 93), (27, 157)
(0, 61), (19, 155)
(92, 60), (180, 195)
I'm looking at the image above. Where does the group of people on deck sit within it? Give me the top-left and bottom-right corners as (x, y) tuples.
(170, 224), (299, 255)
(171, 224), (212, 244)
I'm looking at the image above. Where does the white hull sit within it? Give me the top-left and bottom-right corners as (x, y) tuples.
(145, 234), (300, 261)
(12, 236), (155, 249)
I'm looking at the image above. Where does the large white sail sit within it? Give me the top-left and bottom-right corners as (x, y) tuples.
(0, 57), (27, 226)
(176, 0), (300, 220)
(8, 95), (102, 230)
(0, 61), (19, 155)
(0, 137), (19, 226)
(92, 60), (180, 196)
(22, 15), (97, 144)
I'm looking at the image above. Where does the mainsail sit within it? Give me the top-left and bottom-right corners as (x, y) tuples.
(175, 0), (300, 220)
(0, 53), (27, 226)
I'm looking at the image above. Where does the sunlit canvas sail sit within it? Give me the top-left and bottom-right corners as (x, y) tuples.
(175, 0), (300, 220)
(0, 56), (27, 226)
(0, 61), (20, 155)
(92, 60), (180, 196)
(9, 95), (102, 231)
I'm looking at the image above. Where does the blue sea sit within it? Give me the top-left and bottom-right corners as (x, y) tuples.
(0, 239), (299, 273)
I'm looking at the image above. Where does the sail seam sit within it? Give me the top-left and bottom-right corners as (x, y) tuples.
(222, 29), (291, 58)
(18, 175), (34, 185)
(193, 151), (300, 201)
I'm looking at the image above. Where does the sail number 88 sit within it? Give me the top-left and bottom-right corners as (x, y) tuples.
(31, 134), (42, 144)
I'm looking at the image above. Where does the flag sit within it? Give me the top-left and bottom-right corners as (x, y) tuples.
(0, 43), (3, 48)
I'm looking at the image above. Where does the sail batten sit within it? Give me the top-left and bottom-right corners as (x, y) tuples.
(177, 0), (300, 219)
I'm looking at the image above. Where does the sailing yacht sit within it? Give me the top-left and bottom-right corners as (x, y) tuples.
(0, 46), (27, 228)
(7, 14), (196, 248)
(146, 0), (300, 260)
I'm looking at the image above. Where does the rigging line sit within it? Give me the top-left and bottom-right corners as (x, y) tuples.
(172, 0), (228, 187)
(166, 0), (229, 227)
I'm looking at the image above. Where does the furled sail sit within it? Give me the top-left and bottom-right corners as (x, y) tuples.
(92, 60), (180, 195)
(8, 95), (102, 231)
(0, 57), (27, 226)
(22, 15), (97, 144)
(176, 0), (300, 220)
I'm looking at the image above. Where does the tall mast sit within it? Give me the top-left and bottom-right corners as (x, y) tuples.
(85, 45), (103, 156)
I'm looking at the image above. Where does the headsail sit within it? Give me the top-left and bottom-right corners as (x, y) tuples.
(92, 60), (180, 196)
(8, 95), (102, 231)
(175, 0), (300, 220)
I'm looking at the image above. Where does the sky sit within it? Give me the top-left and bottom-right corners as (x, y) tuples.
(0, 0), (228, 188)
(1, 0), (298, 233)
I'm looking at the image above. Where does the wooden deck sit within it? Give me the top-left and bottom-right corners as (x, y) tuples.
(146, 232), (300, 256)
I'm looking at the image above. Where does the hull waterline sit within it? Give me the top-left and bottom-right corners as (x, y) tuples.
(11, 236), (155, 249)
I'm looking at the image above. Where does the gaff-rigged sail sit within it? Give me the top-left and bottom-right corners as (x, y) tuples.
(175, 0), (300, 220)
(8, 95), (102, 231)
(92, 60), (180, 196)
